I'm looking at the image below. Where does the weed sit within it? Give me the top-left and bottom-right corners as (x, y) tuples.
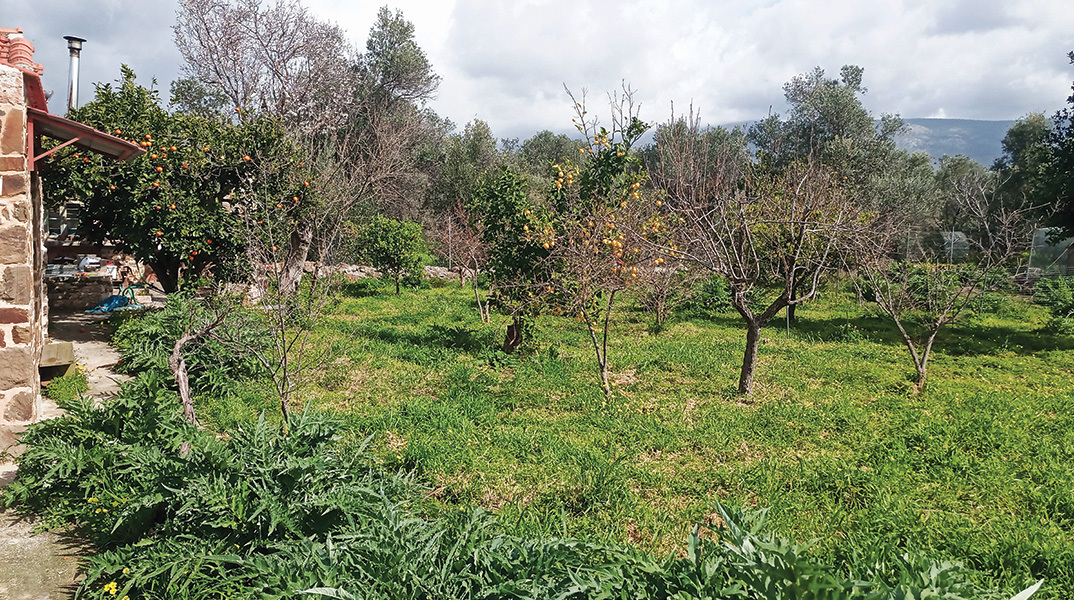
(42, 369), (89, 403)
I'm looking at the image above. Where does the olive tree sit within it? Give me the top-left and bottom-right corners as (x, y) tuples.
(651, 111), (860, 395)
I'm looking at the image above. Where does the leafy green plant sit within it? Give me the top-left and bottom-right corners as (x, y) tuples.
(2, 371), (1035, 599)
(683, 274), (734, 317)
(357, 216), (425, 295)
(1034, 276), (1074, 332)
(42, 370), (89, 403)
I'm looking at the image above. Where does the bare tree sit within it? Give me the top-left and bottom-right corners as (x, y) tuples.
(430, 202), (491, 321)
(636, 256), (705, 330)
(651, 110), (859, 394)
(175, 1), (441, 293)
(851, 170), (1037, 391)
(213, 133), (358, 422)
(174, 0), (357, 133)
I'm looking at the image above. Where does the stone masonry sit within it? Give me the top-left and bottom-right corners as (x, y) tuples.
(0, 60), (44, 457)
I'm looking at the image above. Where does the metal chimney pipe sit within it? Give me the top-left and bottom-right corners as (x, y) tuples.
(63, 35), (85, 113)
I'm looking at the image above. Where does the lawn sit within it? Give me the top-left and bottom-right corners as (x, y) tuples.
(205, 279), (1074, 597)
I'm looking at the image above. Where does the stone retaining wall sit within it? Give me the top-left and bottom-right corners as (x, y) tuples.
(45, 274), (112, 311)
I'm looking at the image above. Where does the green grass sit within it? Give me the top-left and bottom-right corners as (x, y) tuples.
(211, 279), (1074, 597)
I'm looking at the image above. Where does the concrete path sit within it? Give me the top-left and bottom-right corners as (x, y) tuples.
(46, 311), (131, 402)
(0, 510), (86, 600)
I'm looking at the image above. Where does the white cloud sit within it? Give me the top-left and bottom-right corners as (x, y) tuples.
(11, 0), (1074, 140)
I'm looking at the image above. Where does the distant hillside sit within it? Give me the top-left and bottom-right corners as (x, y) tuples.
(894, 118), (1015, 167)
(720, 118), (1017, 167)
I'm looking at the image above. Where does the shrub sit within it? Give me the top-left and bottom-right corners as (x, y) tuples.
(1033, 277), (1074, 332)
(1035, 276), (1074, 317)
(683, 274), (733, 316)
(42, 370), (89, 403)
(358, 216), (425, 295)
(110, 294), (264, 399)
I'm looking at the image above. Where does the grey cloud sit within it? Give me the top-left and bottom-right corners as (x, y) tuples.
(16, 0), (181, 112)
(928, 0), (1018, 35)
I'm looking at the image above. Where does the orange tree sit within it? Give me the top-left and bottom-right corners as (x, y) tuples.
(358, 215), (424, 295)
(472, 89), (654, 397)
(470, 165), (553, 353)
(42, 67), (312, 292)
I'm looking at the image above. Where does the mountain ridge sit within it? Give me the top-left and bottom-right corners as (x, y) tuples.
(894, 118), (1015, 167)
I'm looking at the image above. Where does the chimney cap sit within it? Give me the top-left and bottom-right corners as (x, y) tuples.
(63, 35), (86, 49)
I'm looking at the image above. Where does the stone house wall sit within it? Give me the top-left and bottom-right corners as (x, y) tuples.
(0, 62), (44, 456)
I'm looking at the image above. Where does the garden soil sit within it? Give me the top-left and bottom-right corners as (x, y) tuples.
(0, 311), (129, 599)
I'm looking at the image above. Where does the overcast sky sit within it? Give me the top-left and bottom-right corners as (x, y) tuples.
(12, 0), (1074, 140)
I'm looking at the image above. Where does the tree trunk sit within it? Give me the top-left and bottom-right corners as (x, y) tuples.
(588, 328), (611, 399)
(395, 274), (401, 295)
(279, 221), (314, 296)
(738, 320), (762, 395)
(152, 257), (182, 294)
(503, 317), (524, 353)
(472, 273), (488, 323)
(912, 331), (938, 392)
(913, 362), (928, 392)
(168, 337), (198, 428)
(787, 280), (798, 323)
(166, 310), (228, 444)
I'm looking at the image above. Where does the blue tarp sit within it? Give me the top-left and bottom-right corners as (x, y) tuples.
(85, 295), (130, 313)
